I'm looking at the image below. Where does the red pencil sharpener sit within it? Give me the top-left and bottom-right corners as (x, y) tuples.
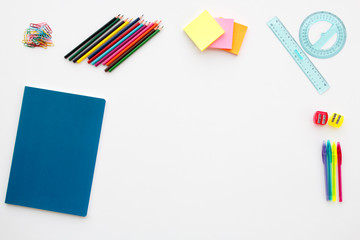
(314, 111), (328, 125)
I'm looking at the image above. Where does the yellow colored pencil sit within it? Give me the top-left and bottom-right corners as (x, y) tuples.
(76, 18), (130, 63)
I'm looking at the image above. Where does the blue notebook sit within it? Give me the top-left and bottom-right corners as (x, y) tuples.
(5, 86), (106, 216)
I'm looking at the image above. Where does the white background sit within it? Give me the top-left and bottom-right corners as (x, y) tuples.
(0, 0), (359, 239)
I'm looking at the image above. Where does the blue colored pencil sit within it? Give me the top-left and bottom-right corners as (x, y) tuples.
(88, 16), (142, 59)
(92, 23), (144, 65)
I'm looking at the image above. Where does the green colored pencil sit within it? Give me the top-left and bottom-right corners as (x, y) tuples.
(69, 16), (121, 61)
(64, 14), (120, 59)
(107, 28), (161, 72)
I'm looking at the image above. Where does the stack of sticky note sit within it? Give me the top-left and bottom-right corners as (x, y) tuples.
(184, 10), (248, 55)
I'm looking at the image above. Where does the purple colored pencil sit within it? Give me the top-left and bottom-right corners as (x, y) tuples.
(102, 23), (154, 65)
(94, 23), (148, 66)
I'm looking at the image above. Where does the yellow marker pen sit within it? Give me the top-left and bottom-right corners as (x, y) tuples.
(332, 142), (337, 201)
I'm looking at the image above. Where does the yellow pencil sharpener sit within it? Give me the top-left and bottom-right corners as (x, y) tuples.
(328, 113), (344, 128)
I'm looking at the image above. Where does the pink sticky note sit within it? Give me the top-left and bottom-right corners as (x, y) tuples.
(208, 18), (234, 49)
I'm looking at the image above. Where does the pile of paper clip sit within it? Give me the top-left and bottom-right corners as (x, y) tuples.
(22, 22), (54, 48)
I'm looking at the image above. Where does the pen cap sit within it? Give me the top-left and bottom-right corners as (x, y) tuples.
(322, 141), (326, 163)
(332, 142), (337, 157)
(327, 140), (332, 163)
(337, 142), (342, 165)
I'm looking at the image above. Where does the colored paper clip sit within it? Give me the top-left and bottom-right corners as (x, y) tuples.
(30, 23), (42, 28)
(42, 23), (53, 34)
(23, 22), (54, 49)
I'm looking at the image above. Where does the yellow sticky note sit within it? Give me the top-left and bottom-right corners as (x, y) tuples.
(184, 10), (224, 51)
(224, 22), (248, 55)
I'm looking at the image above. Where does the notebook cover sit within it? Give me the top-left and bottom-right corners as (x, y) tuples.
(5, 86), (106, 217)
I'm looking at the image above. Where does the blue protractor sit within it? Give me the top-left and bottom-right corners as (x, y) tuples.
(299, 11), (346, 59)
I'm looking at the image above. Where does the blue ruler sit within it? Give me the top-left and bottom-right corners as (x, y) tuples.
(267, 17), (329, 94)
(299, 12), (346, 59)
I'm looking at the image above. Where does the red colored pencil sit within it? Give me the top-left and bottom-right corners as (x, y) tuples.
(95, 23), (148, 66)
(105, 21), (160, 66)
(105, 27), (162, 72)
(105, 28), (157, 71)
(88, 20), (143, 64)
(100, 22), (152, 66)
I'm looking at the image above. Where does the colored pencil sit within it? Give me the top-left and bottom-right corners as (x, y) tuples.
(88, 19), (142, 64)
(88, 19), (139, 61)
(72, 19), (127, 63)
(88, 15), (143, 60)
(94, 23), (146, 66)
(105, 21), (160, 66)
(64, 14), (119, 59)
(103, 21), (155, 66)
(106, 27), (161, 72)
(64, 14), (162, 73)
(105, 28), (156, 70)
(101, 22), (151, 65)
(73, 18), (127, 63)
(68, 16), (121, 61)
(76, 19), (130, 63)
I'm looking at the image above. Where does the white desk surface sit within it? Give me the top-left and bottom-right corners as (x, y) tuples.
(1, 0), (360, 239)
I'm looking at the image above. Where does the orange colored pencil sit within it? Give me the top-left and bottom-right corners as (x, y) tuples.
(106, 20), (160, 66)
